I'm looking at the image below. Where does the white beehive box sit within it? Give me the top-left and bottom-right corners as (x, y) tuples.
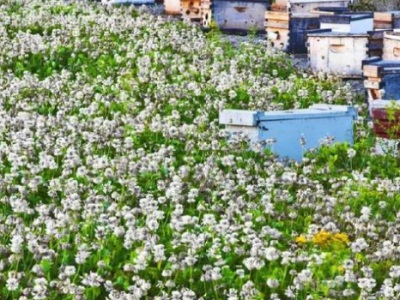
(319, 13), (373, 33)
(307, 32), (369, 77)
(219, 104), (357, 161)
(212, 0), (268, 32)
(164, 0), (181, 14)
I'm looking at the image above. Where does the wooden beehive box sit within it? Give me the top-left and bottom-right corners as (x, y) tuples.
(374, 11), (400, 30)
(265, 10), (291, 50)
(181, 0), (202, 23)
(383, 32), (400, 60)
(211, 0), (268, 33)
(266, 12), (321, 53)
(220, 104), (357, 161)
(307, 31), (369, 77)
(319, 13), (373, 33)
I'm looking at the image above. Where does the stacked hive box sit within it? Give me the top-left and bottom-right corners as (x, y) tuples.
(363, 59), (400, 152)
(366, 12), (400, 58)
(363, 59), (400, 101)
(265, 0), (351, 53)
(363, 33), (400, 100)
(306, 12), (374, 77)
(165, 0), (264, 31)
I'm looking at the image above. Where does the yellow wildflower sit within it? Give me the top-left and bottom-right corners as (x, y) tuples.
(295, 235), (307, 244)
(333, 233), (350, 245)
(312, 231), (332, 247)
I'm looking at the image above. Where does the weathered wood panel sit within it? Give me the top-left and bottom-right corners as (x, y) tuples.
(265, 11), (290, 21)
(374, 11), (400, 30)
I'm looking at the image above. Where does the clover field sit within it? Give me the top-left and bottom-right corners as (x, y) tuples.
(0, 1), (400, 299)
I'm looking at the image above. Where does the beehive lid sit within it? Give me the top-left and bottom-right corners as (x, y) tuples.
(320, 13), (373, 24)
(364, 59), (400, 69)
(219, 110), (260, 126)
(257, 104), (356, 121)
(307, 31), (369, 37)
(220, 105), (356, 125)
(385, 32), (400, 40)
(370, 100), (400, 108)
(315, 6), (350, 13)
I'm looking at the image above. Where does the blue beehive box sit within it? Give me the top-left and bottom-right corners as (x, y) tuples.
(219, 104), (357, 161)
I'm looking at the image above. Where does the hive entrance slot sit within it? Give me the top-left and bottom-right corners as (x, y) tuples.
(329, 44), (345, 53)
(234, 6), (247, 13)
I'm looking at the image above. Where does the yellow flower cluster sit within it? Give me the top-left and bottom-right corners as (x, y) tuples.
(295, 235), (307, 244)
(295, 231), (350, 247)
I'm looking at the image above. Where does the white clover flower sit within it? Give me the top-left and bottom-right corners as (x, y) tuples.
(75, 250), (91, 264)
(390, 266), (400, 278)
(267, 278), (279, 288)
(243, 256), (265, 271)
(350, 238), (368, 253)
(82, 272), (104, 287)
(347, 148), (356, 159)
(10, 234), (24, 254)
(264, 246), (280, 261)
(6, 276), (19, 291)
(342, 288), (356, 297)
(358, 277), (376, 292)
